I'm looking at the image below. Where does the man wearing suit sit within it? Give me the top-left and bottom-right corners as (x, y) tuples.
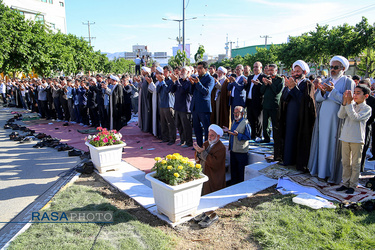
(227, 64), (247, 122)
(260, 64), (284, 143)
(245, 61), (267, 140)
(189, 61), (215, 147)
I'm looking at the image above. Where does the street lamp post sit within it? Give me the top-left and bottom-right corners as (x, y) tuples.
(162, 17), (197, 48)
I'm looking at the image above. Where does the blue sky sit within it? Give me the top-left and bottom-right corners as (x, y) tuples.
(65, 0), (375, 57)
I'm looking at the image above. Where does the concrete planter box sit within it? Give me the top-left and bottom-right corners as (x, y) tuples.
(85, 141), (125, 173)
(145, 172), (208, 222)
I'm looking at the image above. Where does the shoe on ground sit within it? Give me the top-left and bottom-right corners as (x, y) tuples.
(176, 142), (182, 146)
(345, 188), (355, 194)
(68, 149), (82, 157)
(167, 142), (175, 146)
(193, 211), (214, 222)
(198, 212), (219, 228)
(336, 185), (349, 191)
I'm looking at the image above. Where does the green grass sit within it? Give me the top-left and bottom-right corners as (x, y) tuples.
(9, 185), (176, 250)
(246, 194), (375, 250)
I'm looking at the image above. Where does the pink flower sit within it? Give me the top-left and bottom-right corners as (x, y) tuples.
(97, 126), (103, 131)
(103, 137), (108, 143)
(94, 136), (100, 141)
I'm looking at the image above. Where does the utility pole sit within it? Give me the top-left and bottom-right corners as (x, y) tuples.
(229, 41), (235, 58)
(260, 35), (271, 48)
(82, 21), (96, 47)
(182, 0), (185, 66)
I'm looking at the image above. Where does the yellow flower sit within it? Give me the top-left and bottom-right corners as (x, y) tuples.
(154, 157), (161, 161)
(181, 158), (188, 164)
(166, 155), (172, 159)
(161, 160), (167, 164)
(173, 153), (181, 157)
(167, 165), (173, 170)
(178, 165), (183, 170)
(174, 173), (180, 178)
(196, 164), (201, 169)
(189, 162), (195, 167)
(171, 155), (177, 160)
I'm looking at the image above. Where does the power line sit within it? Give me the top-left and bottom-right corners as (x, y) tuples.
(82, 21), (96, 47)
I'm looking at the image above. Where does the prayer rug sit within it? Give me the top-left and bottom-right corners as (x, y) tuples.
(285, 173), (375, 203)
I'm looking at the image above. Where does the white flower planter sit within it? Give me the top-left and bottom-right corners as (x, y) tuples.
(145, 172), (208, 223)
(85, 141), (126, 173)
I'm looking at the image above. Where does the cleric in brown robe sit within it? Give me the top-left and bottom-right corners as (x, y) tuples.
(275, 60), (316, 171)
(217, 67), (231, 128)
(194, 124), (226, 195)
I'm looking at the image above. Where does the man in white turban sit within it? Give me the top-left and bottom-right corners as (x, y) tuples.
(194, 124), (226, 195)
(275, 60), (316, 171)
(308, 55), (355, 184)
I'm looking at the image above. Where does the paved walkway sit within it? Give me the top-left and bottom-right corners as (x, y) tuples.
(0, 107), (81, 247)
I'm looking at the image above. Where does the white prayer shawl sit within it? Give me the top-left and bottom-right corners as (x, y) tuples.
(148, 81), (158, 136)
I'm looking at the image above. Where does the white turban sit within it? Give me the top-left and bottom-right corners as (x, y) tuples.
(330, 55), (349, 72)
(218, 66), (227, 74)
(182, 66), (190, 72)
(208, 124), (223, 137)
(292, 60), (310, 74)
(110, 75), (119, 82)
(156, 66), (163, 74)
(141, 66), (151, 74)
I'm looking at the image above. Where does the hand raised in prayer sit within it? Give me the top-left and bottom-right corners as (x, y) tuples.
(317, 83), (326, 95)
(263, 77), (272, 85)
(156, 74), (165, 83)
(243, 77), (247, 85)
(229, 76), (236, 83)
(346, 90), (353, 103)
(101, 83), (107, 89)
(170, 74), (178, 82)
(284, 76), (297, 90)
(189, 76), (199, 84)
(323, 81), (334, 92)
(251, 79), (261, 85)
(193, 142), (205, 153)
(145, 76), (152, 84)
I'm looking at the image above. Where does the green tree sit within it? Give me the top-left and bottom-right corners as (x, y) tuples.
(168, 50), (190, 68)
(194, 45), (205, 62)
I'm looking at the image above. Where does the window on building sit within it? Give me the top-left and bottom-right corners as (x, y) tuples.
(59, 1), (64, 7)
(41, 0), (47, 3)
(48, 0), (53, 3)
(35, 14), (44, 22)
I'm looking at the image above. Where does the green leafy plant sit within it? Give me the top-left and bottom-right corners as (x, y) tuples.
(152, 153), (202, 186)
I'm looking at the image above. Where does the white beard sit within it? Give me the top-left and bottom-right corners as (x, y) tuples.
(208, 138), (219, 145)
(332, 70), (344, 80)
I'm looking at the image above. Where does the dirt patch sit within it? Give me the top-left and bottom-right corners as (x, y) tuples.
(75, 173), (279, 249)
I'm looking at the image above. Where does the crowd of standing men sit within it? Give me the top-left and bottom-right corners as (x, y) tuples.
(1, 55), (375, 193)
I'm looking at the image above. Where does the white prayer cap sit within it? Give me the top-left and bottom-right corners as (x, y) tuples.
(330, 55), (349, 72)
(43, 82), (48, 87)
(110, 75), (120, 82)
(218, 66), (227, 74)
(156, 66), (163, 74)
(141, 66), (151, 74)
(209, 124), (223, 137)
(292, 60), (310, 74)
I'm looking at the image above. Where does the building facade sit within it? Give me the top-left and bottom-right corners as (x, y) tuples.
(3, 0), (67, 34)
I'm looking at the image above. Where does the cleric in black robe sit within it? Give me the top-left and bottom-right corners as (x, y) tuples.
(108, 75), (124, 131)
(138, 67), (153, 133)
(276, 60), (316, 171)
(121, 75), (133, 127)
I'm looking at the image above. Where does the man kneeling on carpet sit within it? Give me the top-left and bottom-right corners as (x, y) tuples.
(194, 124), (226, 195)
(336, 85), (371, 194)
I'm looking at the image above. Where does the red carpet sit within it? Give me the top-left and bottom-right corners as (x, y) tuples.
(25, 120), (195, 173)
